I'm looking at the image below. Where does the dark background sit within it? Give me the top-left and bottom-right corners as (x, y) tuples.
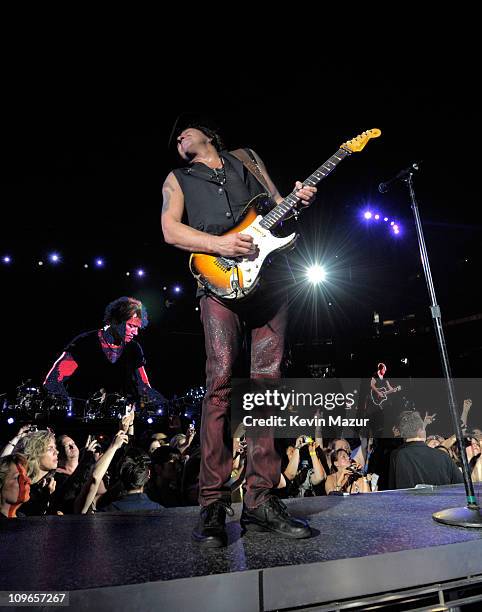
(1, 46), (481, 405)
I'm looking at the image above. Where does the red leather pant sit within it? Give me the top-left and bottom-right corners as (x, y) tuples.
(199, 293), (287, 508)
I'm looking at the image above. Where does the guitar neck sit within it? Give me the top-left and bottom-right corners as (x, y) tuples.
(260, 147), (351, 230)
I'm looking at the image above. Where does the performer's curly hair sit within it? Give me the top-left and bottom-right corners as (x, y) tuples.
(103, 297), (148, 329)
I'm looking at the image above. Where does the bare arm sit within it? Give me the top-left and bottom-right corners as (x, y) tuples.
(314, 409), (323, 448)
(77, 431), (128, 514)
(472, 454), (482, 482)
(308, 443), (326, 486)
(284, 449), (300, 481)
(161, 172), (255, 257)
(461, 399), (472, 432)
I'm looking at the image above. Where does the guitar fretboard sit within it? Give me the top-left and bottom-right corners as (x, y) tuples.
(259, 147), (350, 230)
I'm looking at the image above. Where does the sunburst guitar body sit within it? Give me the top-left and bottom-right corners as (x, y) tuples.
(189, 129), (381, 300)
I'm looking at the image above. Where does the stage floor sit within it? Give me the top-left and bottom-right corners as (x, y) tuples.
(3, 484), (482, 611)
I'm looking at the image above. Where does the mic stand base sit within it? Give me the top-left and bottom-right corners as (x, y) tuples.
(433, 505), (482, 528)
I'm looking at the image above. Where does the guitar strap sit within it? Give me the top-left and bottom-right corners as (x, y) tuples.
(230, 147), (298, 282)
(229, 148), (273, 197)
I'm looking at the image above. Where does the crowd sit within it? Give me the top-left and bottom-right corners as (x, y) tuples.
(1, 397), (477, 519)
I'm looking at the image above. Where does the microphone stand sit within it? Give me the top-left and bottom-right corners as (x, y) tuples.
(393, 168), (482, 526)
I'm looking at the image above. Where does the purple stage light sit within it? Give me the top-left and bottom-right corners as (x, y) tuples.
(374, 214), (380, 220)
(364, 211), (372, 220)
(147, 417), (153, 424)
(7, 417), (14, 424)
(137, 269), (145, 277)
(49, 253), (60, 263)
(173, 285), (181, 294)
(2, 255), (11, 264)
(384, 217), (389, 222)
(394, 228), (400, 234)
(95, 258), (104, 267)
(390, 221), (395, 226)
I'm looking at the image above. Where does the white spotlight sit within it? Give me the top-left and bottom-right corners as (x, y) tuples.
(306, 265), (326, 284)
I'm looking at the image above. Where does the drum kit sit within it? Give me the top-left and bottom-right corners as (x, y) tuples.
(1, 381), (205, 424)
(0, 381), (75, 422)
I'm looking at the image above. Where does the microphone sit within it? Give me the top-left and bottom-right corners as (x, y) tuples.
(378, 161), (422, 193)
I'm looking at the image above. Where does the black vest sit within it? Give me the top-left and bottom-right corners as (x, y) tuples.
(173, 150), (266, 235)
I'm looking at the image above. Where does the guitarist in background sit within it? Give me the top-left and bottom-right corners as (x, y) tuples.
(367, 362), (396, 436)
(371, 362), (395, 406)
(162, 124), (316, 547)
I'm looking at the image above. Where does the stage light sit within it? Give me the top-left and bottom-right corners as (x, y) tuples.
(38, 261), (44, 266)
(173, 285), (181, 293)
(49, 253), (60, 263)
(394, 228), (400, 234)
(2, 255), (11, 264)
(147, 417), (153, 424)
(126, 272), (130, 276)
(157, 408), (163, 415)
(84, 264), (89, 269)
(7, 417), (14, 425)
(95, 258), (104, 267)
(393, 224), (399, 231)
(67, 411), (73, 417)
(137, 269), (145, 277)
(163, 286), (167, 291)
(390, 221), (395, 226)
(401, 357), (409, 365)
(364, 211), (372, 219)
(384, 217), (389, 222)
(306, 265), (326, 284)
(195, 306), (199, 311)
(374, 214), (380, 220)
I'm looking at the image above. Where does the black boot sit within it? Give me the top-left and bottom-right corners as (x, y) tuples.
(241, 496), (311, 539)
(191, 501), (234, 548)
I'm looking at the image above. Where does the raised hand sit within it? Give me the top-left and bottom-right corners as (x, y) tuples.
(423, 412), (437, 427)
(112, 430), (129, 450)
(120, 406), (135, 433)
(295, 436), (310, 450)
(84, 435), (98, 453)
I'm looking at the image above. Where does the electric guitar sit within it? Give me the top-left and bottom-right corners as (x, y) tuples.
(189, 129), (381, 300)
(370, 385), (402, 407)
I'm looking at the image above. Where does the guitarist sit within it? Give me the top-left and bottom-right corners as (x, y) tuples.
(162, 124), (316, 547)
(365, 362), (400, 490)
(370, 362), (395, 407)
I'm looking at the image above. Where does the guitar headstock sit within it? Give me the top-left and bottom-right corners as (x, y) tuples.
(340, 129), (381, 153)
